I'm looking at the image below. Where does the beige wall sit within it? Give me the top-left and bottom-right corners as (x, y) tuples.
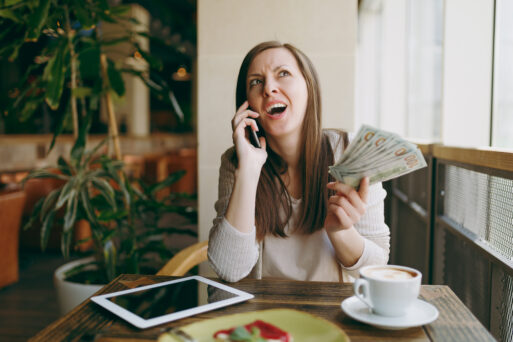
(197, 0), (357, 273)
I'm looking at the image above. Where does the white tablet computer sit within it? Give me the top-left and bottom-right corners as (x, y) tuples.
(91, 275), (254, 329)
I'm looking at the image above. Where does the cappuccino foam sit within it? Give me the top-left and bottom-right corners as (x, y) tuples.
(363, 267), (416, 280)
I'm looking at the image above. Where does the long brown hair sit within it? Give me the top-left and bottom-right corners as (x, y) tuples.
(235, 41), (335, 240)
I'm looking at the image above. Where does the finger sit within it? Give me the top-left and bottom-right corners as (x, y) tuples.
(233, 117), (261, 144)
(233, 101), (249, 129)
(358, 177), (370, 204)
(328, 203), (351, 228)
(236, 101), (259, 117)
(328, 195), (360, 220)
(344, 187), (366, 214)
(328, 181), (361, 203)
(339, 197), (361, 222)
(236, 100), (249, 115)
(232, 108), (259, 131)
(328, 195), (341, 205)
(327, 181), (354, 195)
(233, 117), (251, 136)
(248, 118), (259, 132)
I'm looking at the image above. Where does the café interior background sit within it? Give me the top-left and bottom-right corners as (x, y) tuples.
(0, 0), (511, 291)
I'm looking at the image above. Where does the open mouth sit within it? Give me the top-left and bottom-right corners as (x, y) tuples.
(266, 103), (287, 115)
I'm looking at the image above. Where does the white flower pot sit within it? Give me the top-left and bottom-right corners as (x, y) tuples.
(53, 257), (104, 316)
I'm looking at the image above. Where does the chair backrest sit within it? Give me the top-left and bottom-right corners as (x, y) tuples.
(156, 240), (208, 276)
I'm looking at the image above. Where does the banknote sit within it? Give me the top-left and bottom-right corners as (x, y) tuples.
(329, 125), (427, 187)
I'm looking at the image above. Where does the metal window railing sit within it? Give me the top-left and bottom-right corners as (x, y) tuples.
(384, 144), (513, 342)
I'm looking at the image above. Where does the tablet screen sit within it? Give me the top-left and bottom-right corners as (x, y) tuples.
(107, 278), (237, 319)
(91, 276), (254, 329)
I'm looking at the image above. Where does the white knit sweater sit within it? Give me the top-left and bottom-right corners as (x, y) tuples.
(208, 130), (390, 282)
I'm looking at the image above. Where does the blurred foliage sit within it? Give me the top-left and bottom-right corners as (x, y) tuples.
(0, 0), (198, 283)
(0, 0), (196, 135)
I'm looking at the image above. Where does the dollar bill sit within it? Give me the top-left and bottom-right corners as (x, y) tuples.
(329, 125), (427, 187)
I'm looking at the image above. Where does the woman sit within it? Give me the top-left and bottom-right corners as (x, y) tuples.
(208, 41), (390, 282)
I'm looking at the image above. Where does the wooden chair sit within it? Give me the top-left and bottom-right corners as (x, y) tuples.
(157, 240), (208, 276)
(0, 189), (26, 288)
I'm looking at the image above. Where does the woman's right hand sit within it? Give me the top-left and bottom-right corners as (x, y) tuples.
(231, 101), (267, 174)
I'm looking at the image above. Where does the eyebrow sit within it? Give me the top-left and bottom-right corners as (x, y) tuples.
(248, 65), (291, 78)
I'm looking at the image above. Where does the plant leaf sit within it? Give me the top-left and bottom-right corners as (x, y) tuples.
(0, 9), (21, 22)
(97, 209), (127, 222)
(55, 178), (76, 209)
(72, 86), (93, 98)
(19, 96), (44, 121)
(57, 156), (73, 176)
(61, 230), (73, 258)
(99, 36), (130, 47)
(40, 211), (55, 251)
(22, 197), (45, 231)
(1, 0), (25, 7)
(74, 6), (95, 29)
(148, 170), (185, 194)
(109, 4), (130, 16)
(26, 0), (51, 41)
(62, 260), (96, 279)
(96, 10), (117, 23)
(97, 0), (109, 12)
(78, 43), (100, 79)
(116, 172), (131, 207)
(63, 194), (78, 233)
(40, 188), (61, 222)
(44, 43), (68, 110)
(22, 169), (68, 185)
(107, 59), (125, 96)
(70, 109), (92, 166)
(82, 138), (108, 166)
(91, 178), (116, 210)
(48, 108), (67, 153)
(80, 188), (98, 226)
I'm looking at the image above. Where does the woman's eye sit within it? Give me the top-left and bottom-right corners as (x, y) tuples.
(249, 79), (262, 87)
(278, 70), (290, 77)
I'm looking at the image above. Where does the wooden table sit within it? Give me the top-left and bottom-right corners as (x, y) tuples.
(30, 274), (496, 342)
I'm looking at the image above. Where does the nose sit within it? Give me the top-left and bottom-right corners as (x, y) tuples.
(263, 78), (278, 97)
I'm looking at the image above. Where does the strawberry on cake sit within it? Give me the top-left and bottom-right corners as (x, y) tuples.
(213, 320), (292, 342)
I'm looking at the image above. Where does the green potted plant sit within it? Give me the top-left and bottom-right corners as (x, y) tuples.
(0, 0), (197, 314)
(23, 124), (197, 313)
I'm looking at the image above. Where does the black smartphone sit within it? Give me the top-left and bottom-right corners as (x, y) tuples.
(246, 120), (261, 148)
(246, 105), (261, 148)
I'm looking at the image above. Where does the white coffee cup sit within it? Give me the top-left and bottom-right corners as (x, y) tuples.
(353, 265), (422, 317)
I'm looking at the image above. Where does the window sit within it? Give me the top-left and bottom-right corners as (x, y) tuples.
(356, 0), (443, 142)
(492, 0), (513, 148)
(406, 0), (443, 141)
(356, 0), (383, 129)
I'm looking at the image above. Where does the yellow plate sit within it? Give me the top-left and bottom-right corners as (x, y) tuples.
(159, 308), (350, 342)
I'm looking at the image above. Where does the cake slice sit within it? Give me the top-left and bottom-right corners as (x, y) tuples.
(213, 320), (293, 342)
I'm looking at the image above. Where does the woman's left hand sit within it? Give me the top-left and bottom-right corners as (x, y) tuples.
(324, 177), (369, 233)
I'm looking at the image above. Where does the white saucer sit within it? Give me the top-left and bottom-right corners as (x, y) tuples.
(341, 296), (439, 330)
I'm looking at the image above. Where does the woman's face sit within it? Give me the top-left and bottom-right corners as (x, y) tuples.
(246, 47), (308, 142)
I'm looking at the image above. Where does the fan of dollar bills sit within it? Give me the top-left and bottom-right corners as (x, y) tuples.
(329, 125), (427, 188)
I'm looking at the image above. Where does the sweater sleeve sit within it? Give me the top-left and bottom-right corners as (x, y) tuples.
(340, 182), (390, 278)
(207, 148), (260, 282)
